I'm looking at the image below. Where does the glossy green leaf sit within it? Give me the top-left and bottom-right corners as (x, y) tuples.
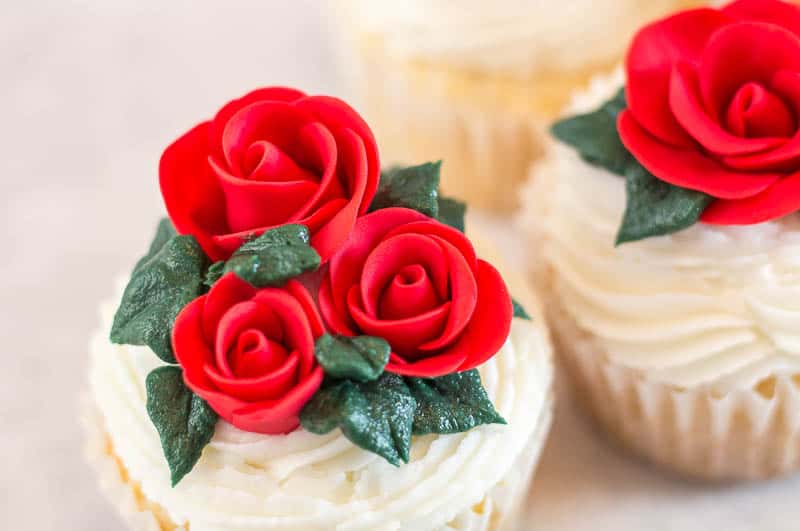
(223, 224), (320, 287)
(551, 89), (632, 177)
(437, 195), (466, 232)
(407, 370), (505, 435)
(616, 164), (712, 245)
(111, 229), (208, 363)
(314, 334), (390, 382)
(370, 161), (441, 217)
(300, 374), (416, 466)
(145, 366), (218, 486)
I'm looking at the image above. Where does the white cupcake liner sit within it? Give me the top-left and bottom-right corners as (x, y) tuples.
(549, 300), (800, 481)
(343, 42), (611, 212)
(84, 394), (552, 531)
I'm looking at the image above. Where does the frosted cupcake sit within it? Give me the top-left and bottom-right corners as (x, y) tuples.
(330, 0), (701, 211)
(85, 87), (554, 529)
(527, 0), (800, 481)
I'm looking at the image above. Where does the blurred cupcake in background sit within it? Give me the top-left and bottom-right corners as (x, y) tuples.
(330, 0), (702, 211)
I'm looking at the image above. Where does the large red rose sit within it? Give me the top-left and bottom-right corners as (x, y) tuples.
(172, 273), (324, 434)
(319, 207), (512, 378)
(160, 87), (379, 262)
(619, 0), (800, 224)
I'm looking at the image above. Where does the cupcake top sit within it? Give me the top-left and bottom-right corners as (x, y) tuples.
(335, 0), (701, 75)
(535, 0), (800, 392)
(91, 237), (552, 530)
(97, 85), (552, 529)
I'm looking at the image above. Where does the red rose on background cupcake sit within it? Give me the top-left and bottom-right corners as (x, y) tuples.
(319, 207), (512, 378)
(160, 87), (380, 262)
(172, 272), (324, 434)
(619, 0), (800, 224)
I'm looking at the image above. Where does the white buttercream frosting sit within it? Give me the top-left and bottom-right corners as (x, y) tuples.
(532, 72), (800, 393)
(336, 0), (699, 75)
(88, 238), (553, 531)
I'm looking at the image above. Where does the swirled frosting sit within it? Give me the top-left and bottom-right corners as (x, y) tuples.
(89, 237), (552, 531)
(335, 0), (700, 75)
(534, 73), (800, 393)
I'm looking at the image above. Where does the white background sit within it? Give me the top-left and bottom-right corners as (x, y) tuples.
(2, 1), (799, 529)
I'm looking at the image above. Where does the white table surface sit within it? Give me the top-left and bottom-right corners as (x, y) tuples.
(2, 1), (798, 529)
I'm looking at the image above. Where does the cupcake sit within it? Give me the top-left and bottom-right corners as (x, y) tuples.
(330, 0), (702, 211)
(526, 0), (800, 481)
(85, 87), (554, 529)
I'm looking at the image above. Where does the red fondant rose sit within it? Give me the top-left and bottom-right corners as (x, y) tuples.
(160, 87), (380, 262)
(173, 273), (324, 434)
(319, 207), (512, 378)
(620, 0), (800, 224)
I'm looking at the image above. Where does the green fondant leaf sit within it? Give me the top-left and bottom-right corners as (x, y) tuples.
(437, 195), (467, 232)
(616, 163), (713, 245)
(314, 334), (390, 382)
(407, 370), (505, 435)
(370, 161), (441, 217)
(145, 366), (218, 486)
(512, 298), (531, 320)
(204, 261), (225, 288)
(551, 88), (633, 177)
(223, 224), (320, 288)
(111, 231), (208, 363)
(133, 218), (177, 273)
(300, 374), (416, 465)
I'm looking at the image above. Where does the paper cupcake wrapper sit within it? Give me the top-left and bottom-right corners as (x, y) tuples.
(84, 394), (553, 531)
(339, 40), (610, 212)
(549, 302), (800, 481)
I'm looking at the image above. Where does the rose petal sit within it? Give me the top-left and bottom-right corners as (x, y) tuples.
(227, 330), (288, 378)
(699, 22), (800, 116)
(210, 156), (319, 233)
(159, 122), (230, 260)
(230, 366), (324, 434)
(324, 208), (430, 325)
(214, 301), (283, 377)
(360, 233), (449, 318)
(389, 260), (512, 378)
(669, 62), (785, 155)
(251, 288), (317, 377)
(384, 220), (479, 273)
(723, 0), (800, 38)
(347, 285), (450, 357)
(379, 264), (442, 321)
(209, 87), (306, 159)
(618, 110), (781, 199)
(701, 171), (800, 224)
(627, 8), (732, 147)
(201, 273), (257, 343)
(173, 296), (216, 391)
(204, 351), (300, 402)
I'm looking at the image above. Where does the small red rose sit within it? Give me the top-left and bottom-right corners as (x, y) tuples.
(173, 272), (324, 434)
(160, 87), (380, 262)
(319, 207), (512, 378)
(619, 0), (800, 224)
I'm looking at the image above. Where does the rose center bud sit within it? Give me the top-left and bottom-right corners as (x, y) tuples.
(379, 264), (442, 320)
(242, 140), (318, 183)
(228, 328), (290, 379)
(724, 82), (796, 138)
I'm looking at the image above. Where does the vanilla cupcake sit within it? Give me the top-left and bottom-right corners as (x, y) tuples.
(330, 0), (702, 211)
(85, 86), (554, 530)
(526, 0), (800, 481)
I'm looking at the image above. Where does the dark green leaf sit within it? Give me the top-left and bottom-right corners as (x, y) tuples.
(370, 161), (441, 217)
(616, 163), (713, 245)
(111, 233), (208, 363)
(223, 224), (320, 287)
(133, 218), (177, 273)
(512, 298), (531, 320)
(145, 366), (218, 486)
(314, 334), (390, 382)
(407, 370), (505, 435)
(300, 374), (416, 465)
(204, 261), (225, 288)
(437, 195), (467, 232)
(551, 89), (633, 177)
